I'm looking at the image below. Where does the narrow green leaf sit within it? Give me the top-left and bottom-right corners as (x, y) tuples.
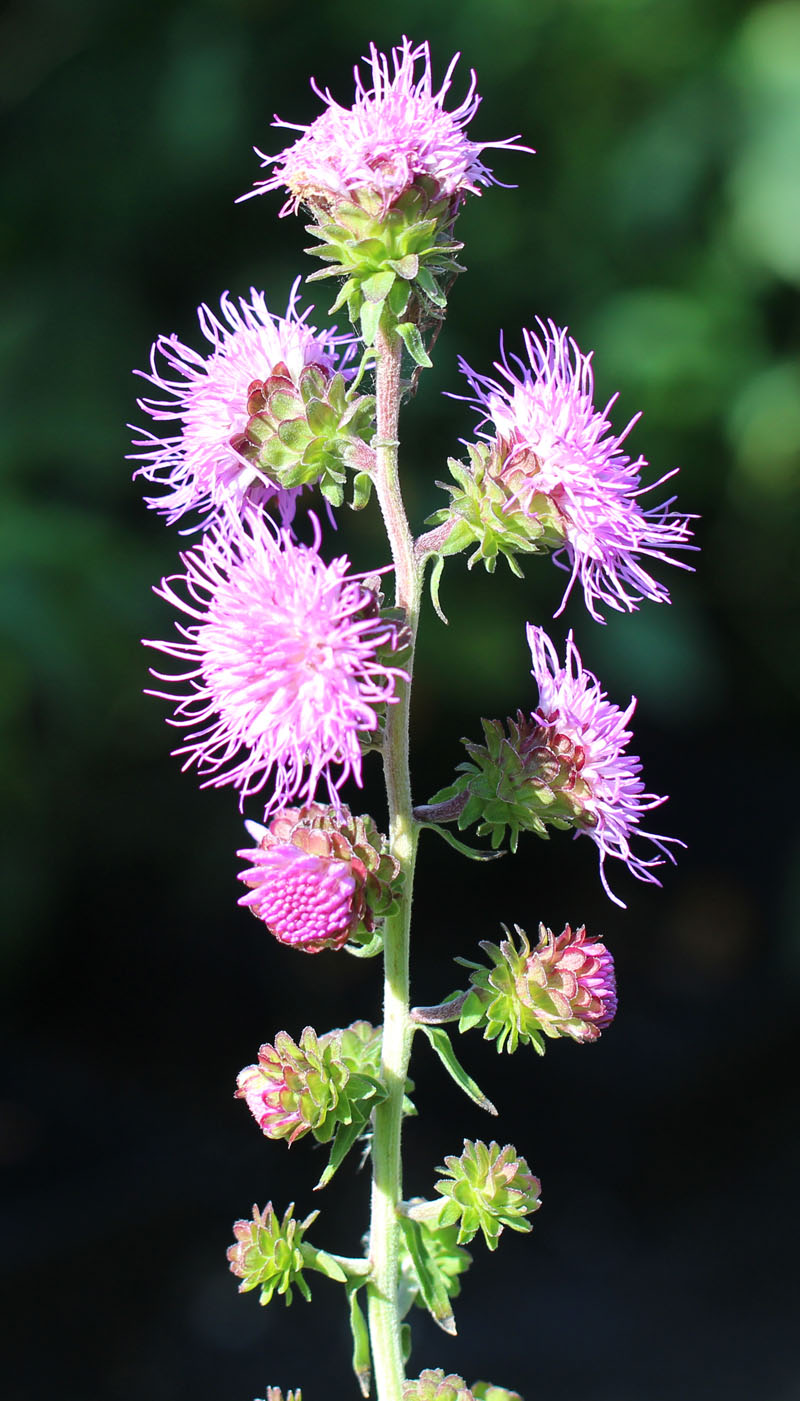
(418, 1025), (498, 1116)
(397, 1216), (456, 1335)
(400, 1323), (412, 1365)
(415, 265), (447, 306)
(314, 1114), (369, 1191)
(347, 1287), (372, 1398)
(395, 322), (432, 368)
(350, 471), (373, 512)
(328, 277), (359, 314)
(429, 554), (448, 623)
(418, 822), (504, 863)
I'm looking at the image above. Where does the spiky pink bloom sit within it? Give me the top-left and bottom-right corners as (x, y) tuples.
(237, 844), (356, 952)
(528, 624), (680, 906)
(144, 512), (406, 813)
(243, 37), (531, 215)
(130, 282), (354, 531)
(458, 321), (694, 621)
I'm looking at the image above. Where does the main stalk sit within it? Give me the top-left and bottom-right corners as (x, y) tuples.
(366, 326), (423, 1401)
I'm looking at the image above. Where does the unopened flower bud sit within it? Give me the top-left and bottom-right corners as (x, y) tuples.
(236, 1021), (383, 1146)
(434, 1140), (541, 1251)
(403, 1370), (474, 1401)
(459, 923), (617, 1054)
(259, 1390), (302, 1401)
(227, 1202), (316, 1306)
(238, 802), (402, 953)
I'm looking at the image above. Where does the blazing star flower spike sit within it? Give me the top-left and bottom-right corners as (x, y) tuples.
(244, 37), (532, 216)
(455, 319), (694, 621)
(527, 625), (681, 904)
(130, 281), (358, 531)
(144, 512), (407, 815)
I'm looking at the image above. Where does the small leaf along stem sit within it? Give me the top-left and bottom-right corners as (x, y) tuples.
(366, 322), (425, 1401)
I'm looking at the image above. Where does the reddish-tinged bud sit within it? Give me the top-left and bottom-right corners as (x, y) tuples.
(238, 803), (402, 954)
(459, 923), (617, 1054)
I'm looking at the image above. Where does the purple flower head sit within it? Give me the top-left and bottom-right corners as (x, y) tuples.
(237, 844), (356, 953)
(527, 624), (680, 906)
(458, 321), (694, 621)
(144, 511), (407, 814)
(130, 281), (355, 531)
(244, 37), (532, 216)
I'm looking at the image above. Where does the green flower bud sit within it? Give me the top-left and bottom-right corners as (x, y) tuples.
(426, 711), (594, 853)
(434, 1140), (541, 1250)
(227, 1203), (316, 1306)
(403, 1369), (474, 1401)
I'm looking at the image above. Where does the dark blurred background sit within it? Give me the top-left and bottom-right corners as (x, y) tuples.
(2, 1), (799, 1398)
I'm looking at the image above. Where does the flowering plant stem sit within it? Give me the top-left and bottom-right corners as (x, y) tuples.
(367, 326), (423, 1401)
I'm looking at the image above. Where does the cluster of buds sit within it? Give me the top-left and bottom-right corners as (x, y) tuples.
(403, 1372), (474, 1401)
(238, 803), (403, 953)
(229, 361), (375, 509)
(304, 181), (464, 359)
(458, 923), (617, 1054)
(259, 1390), (302, 1401)
(434, 1139), (541, 1250)
(227, 1203), (316, 1306)
(236, 1021), (384, 1146)
(427, 711), (593, 853)
(426, 441), (568, 576)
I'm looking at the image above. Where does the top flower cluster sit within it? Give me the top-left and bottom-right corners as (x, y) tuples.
(242, 36), (533, 215)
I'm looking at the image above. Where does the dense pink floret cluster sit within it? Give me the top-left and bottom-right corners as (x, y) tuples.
(144, 511), (407, 815)
(237, 844), (356, 952)
(527, 625), (679, 904)
(244, 37), (531, 215)
(131, 282), (354, 531)
(459, 321), (694, 621)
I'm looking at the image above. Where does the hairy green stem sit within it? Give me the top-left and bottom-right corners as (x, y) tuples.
(367, 326), (423, 1401)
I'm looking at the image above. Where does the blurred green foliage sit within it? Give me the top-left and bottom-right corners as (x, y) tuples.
(1, 0), (798, 977)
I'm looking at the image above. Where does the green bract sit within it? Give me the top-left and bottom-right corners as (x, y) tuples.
(227, 1203), (317, 1306)
(232, 361), (375, 509)
(434, 1140), (541, 1250)
(304, 180), (464, 360)
(426, 443), (566, 576)
(426, 711), (595, 852)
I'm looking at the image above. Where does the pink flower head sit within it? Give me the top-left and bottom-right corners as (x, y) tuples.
(528, 923), (618, 1039)
(243, 37), (532, 216)
(144, 511), (406, 814)
(527, 624), (681, 906)
(237, 843), (356, 953)
(130, 281), (355, 531)
(458, 321), (695, 621)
